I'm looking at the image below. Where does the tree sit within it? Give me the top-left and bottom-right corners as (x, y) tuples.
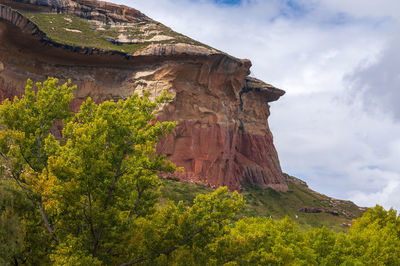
(305, 226), (336, 265)
(207, 216), (316, 265)
(0, 78), (244, 265)
(328, 205), (400, 265)
(0, 78), (77, 265)
(0, 178), (27, 265)
(0, 158), (51, 265)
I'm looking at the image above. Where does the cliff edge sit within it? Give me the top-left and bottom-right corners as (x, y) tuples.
(0, 0), (287, 191)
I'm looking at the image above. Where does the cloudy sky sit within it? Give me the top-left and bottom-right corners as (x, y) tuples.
(113, 0), (400, 210)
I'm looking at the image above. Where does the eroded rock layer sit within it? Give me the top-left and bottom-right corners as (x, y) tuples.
(0, 0), (288, 191)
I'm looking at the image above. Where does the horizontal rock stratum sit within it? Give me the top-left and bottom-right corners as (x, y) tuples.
(0, 0), (288, 192)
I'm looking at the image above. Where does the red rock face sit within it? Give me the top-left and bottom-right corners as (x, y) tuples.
(157, 122), (286, 191)
(0, 0), (288, 192)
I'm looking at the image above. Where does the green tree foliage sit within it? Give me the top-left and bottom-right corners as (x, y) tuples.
(206, 207), (400, 266)
(0, 159), (52, 265)
(208, 216), (315, 265)
(0, 178), (27, 265)
(123, 188), (244, 265)
(305, 226), (336, 265)
(327, 205), (400, 265)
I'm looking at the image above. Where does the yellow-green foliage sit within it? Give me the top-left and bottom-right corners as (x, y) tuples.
(1, 78), (400, 265)
(203, 207), (400, 265)
(327, 206), (400, 265)
(0, 179), (26, 264)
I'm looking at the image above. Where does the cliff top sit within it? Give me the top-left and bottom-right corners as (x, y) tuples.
(0, 0), (285, 98)
(0, 0), (221, 56)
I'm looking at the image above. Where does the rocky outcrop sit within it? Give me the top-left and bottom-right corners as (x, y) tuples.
(298, 208), (339, 216)
(0, 0), (149, 23)
(284, 173), (308, 187)
(0, 0), (288, 192)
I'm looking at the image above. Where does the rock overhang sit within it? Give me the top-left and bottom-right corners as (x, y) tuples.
(244, 77), (285, 103)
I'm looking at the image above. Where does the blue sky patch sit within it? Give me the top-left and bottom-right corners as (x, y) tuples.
(213, 0), (241, 5)
(279, 0), (314, 19)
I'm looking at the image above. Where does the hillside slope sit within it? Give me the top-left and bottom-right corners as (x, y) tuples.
(161, 174), (364, 232)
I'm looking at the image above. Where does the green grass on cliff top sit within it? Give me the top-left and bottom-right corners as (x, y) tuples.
(25, 13), (147, 53)
(161, 174), (364, 232)
(24, 13), (214, 54)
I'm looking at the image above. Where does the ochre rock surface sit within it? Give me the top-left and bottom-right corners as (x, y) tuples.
(0, 0), (288, 192)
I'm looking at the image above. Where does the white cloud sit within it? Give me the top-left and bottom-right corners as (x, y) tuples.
(271, 92), (400, 202)
(112, 0), (400, 211)
(315, 0), (400, 20)
(350, 176), (400, 210)
(346, 33), (400, 120)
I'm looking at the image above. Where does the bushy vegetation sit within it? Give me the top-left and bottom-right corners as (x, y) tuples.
(1, 78), (399, 265)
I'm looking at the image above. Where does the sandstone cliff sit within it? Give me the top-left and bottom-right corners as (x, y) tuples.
(0, 0), (288, 191)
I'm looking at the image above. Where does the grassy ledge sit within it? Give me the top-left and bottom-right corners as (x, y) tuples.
(24, 13), (216, 54)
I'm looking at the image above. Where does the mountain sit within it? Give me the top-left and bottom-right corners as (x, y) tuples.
(0, 0), (287, 192)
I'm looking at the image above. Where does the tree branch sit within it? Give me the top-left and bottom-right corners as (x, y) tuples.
(129, 179), (144, 219)
(2, 153), (59, 244)
(19, 147), (39, 173)
(82, 191), (96, 254)
(103, 158), (123, 210)
(93, 157), (125, 256)
(38, 203), (59, 244)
